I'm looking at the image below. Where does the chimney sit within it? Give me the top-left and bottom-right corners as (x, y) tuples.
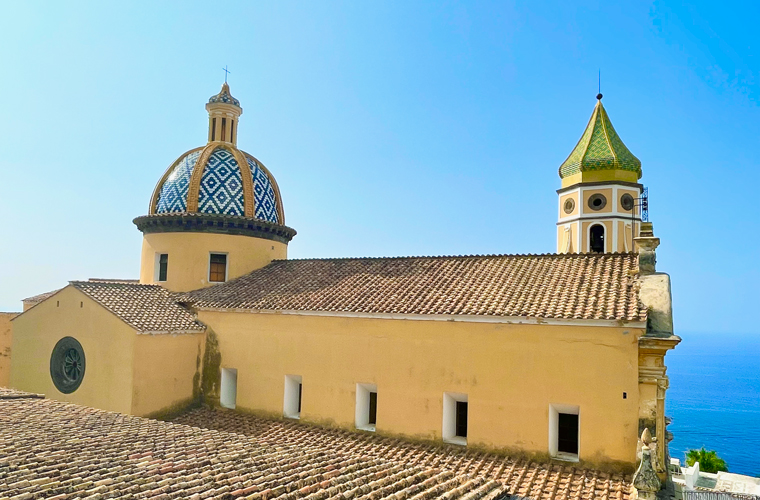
(634, 222), (660, 275)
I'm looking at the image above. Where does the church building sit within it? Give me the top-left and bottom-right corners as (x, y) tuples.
(9, 84), (679, 475)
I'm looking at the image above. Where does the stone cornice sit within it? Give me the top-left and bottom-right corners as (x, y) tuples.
(133, 213), (296, 244)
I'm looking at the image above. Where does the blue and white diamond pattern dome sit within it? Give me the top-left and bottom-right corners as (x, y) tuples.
(152, 146), (282, 224)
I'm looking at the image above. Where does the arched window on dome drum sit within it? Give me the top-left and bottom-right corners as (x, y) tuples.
(211, 118), (216, 141)
(590, 224), (605, 253)
(230, 120), (234, 143)
(221, 118), (227, 142)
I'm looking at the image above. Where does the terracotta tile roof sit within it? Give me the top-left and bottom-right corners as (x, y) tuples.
(0, 392), (509, 499)
(186, 253), (646, 322)
(70, 281), (206, 334)
(21, 289), (61, 304)
(172, 407), (634, 500)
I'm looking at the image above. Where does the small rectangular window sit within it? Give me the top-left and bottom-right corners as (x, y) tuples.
(284, 375), (302, 419)
(209, 253), (227, 282)
(230, 120), (235, 142)
(298, 382), (303, 413)
(368, 391), (377, 425)
(158, 254), (168, 282)
(220, 368), (237, 409)
(355, 383), (378, 431)
(211, 118), (216, 141)
(221, 118), (227, 142)
(558, 413), (579, 455)
(442, 392), (468, 445)
(549, 404), (580, 461)
(455, 401), (468, 438)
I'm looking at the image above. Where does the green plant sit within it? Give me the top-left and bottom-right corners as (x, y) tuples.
(685, 448), (728, 473)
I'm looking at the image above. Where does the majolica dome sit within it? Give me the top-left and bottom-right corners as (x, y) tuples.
(146, 83), (284, 224)
(559, 96), (642, 179)
(152, 146), (282, 223)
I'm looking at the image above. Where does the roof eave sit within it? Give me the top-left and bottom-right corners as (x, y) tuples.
(193, 307), (648, 329)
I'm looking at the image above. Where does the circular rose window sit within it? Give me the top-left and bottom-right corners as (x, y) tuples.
(563, 198), (576, 214)
(50, 337), (86, 394)
(620, 193), (634, 211)
(587, 193), (607, 211)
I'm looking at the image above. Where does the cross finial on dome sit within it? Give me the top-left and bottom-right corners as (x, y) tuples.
(223, 65), (230, 83)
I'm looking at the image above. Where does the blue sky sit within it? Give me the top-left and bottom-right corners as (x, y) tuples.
(0, 1), (757, 334)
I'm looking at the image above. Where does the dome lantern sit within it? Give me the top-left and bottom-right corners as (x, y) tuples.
(206, 82), (242, 145)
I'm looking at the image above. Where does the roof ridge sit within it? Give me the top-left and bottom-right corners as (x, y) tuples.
(70, 280), (161, 288)
(275, 252), (639, 262)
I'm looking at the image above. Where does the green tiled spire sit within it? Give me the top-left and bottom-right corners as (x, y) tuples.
(559, 98), (642, 179)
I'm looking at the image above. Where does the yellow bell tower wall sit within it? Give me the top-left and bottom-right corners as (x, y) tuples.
(557, 183), (641, 253)
(10, 287), (136, 414)
(139, 232), (287, 292)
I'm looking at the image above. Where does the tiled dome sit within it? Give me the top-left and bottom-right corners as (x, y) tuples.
(152, 145), (282, 224)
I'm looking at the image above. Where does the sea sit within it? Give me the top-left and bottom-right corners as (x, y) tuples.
(667, 331), (760, 477)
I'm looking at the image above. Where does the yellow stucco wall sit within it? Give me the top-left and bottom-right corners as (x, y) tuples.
(131, 333), (206, 416)
(10, 287), (136, 414)
(198, 310), (643, 466)
(0, 312), (18, 387)
(140, 232), (287, 292)
(558, 192), (579, 219)
(582, 188), (614, 214)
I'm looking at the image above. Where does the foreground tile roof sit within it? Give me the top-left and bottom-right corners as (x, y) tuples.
(70, 281), (206, 334)
(186, 253), (646, 322)
(0, 391), (509, 499)
(172, 407), (634, 500)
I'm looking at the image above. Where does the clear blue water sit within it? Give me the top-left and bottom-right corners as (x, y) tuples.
(667, 331), (760, 477)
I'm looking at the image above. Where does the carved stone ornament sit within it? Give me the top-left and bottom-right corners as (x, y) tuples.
(633, 436), (661, 500)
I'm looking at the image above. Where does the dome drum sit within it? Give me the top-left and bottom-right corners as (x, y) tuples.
(133, 212), (296, 244)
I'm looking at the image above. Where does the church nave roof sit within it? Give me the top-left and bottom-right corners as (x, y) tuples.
(185, 252), (647, 323)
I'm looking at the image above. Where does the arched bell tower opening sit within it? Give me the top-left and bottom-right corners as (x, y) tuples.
(589, 224), (605, 253)
(133, 83), (296, 292)
(556, 93), (645, 254)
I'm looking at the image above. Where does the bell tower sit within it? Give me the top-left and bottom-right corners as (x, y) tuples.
(557, 94), (644, 253)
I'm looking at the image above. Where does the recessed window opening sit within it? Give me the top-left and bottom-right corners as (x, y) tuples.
(589, 224), (605, 253)
(549, 404), (580, 461)
(355, 383), (378, 431)
(443, 392), (468, 445)
(623, 392), (627, 399)
(157, 253), (168, 282)
(209, 253), (227, 282)
(620, 193), (634, 211)
(80, 302), (83, 308)
(221, 118), (227, 142)
(230, 120), (234, 142)
(220, 368), (237, 409)
(587, 193), (607, 211)
(284, 375), (302, 419)
(211, 118), (216, 141)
